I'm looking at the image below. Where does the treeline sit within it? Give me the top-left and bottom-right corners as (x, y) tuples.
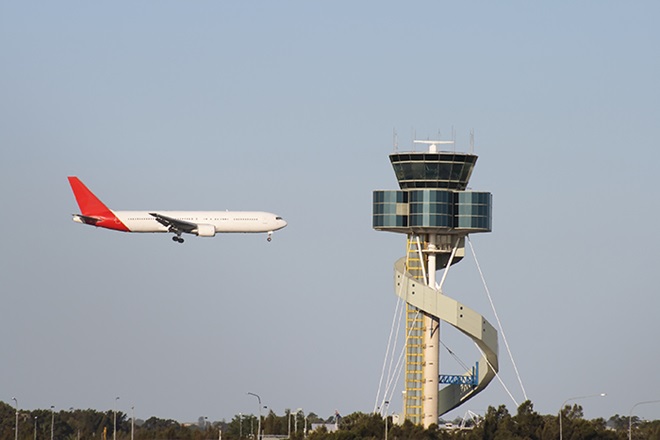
(2, 400), (660, 440)
(320, 402), (660, 440)
(0, 403), (328, 440)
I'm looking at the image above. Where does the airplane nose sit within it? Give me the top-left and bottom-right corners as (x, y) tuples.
(275, 216), (287, 229)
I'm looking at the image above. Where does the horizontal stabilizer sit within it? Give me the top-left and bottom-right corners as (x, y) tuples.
(72, 214), (100, 226)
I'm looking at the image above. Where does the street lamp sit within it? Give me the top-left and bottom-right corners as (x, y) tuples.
(239, 413), (243, 439)
(629, 399), (660, 440)
(247, 393), (262, 440)
(50, 405), (55, 440)
(131, 405), (135, 440)
(12, 397), (18, 440)
(34, 416), (38, 440)
(114, 397), (120, 440)
(288, 410), (292, 439)
(559, 393), (606, 440)
(384, 401), (390, 440)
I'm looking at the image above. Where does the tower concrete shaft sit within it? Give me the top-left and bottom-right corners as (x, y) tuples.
(422, 236), (439, 428)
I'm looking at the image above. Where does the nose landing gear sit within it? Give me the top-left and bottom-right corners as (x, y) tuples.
(267, 231), (273, 242)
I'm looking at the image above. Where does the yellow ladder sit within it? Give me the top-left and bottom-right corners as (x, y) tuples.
(403, 235), (426, 425)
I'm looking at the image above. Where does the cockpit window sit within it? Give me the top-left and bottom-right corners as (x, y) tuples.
(276, 216), (282, 220)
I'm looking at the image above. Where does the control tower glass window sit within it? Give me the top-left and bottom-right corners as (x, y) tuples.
(456, 192), (492, 231)
(390, 153), (477, 190)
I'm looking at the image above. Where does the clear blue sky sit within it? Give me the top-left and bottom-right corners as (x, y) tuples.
(1, 1), (659, 424)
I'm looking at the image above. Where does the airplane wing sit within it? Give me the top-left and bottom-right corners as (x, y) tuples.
(149, 212), (197, 234)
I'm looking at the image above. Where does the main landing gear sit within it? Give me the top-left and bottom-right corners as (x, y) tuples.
(169, 226), (185, 243)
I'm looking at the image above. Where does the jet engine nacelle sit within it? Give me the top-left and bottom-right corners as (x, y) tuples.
(195, 224), (216, 237)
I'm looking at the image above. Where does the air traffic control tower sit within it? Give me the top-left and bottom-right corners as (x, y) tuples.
(373, 140), (499, 427)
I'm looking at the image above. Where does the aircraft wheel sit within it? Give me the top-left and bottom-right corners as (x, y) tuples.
(172, 236), (178, 242)
(179, 238), (185, 243)
(267, 236), (272, 242)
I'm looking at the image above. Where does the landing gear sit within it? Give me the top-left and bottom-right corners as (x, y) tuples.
(168, 226), (185, 243)
(267, 231), (273, 242)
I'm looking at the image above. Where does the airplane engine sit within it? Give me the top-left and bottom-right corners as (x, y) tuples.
(195, 224), (216, 237)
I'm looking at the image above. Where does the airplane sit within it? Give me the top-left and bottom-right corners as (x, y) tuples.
(68, 176), (287, 243)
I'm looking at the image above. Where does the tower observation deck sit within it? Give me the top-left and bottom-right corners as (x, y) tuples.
(373, 140), (498, 427)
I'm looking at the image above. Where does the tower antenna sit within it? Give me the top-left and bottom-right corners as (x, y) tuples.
(393, 128), (398, 152)
(470, 129), (475, 154)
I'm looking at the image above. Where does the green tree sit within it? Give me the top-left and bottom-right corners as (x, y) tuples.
(263, 409), (286, 435)
(637, 420), (660, 440)
(511, 400), (543, 440)
(468, 405), (513, 440)
(607, 414), (630, 431)
(337, 411), (383, 440)
(224, 413), (253, 440)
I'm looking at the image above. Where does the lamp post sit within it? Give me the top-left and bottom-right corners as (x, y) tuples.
(131, 405), (135, 440)
(12, 397), (18, 440)
(50, 405), (55, 440)
(239, 413), (243, 439)
(629, 399), (660, 440)
(303, 413), (308, 439)
(384, 401), (390, 440)
(288, 410), (291, 439)
(559, 393), (606, 440)
(34, 416), (38, 440)
(247, 393), (262, 440)
(114, 397), (120, 440)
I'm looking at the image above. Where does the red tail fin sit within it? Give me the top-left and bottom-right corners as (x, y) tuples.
(67, 176), (113, 216)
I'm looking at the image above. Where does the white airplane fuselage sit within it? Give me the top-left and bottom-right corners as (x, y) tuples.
(86, 210), (288, 234)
